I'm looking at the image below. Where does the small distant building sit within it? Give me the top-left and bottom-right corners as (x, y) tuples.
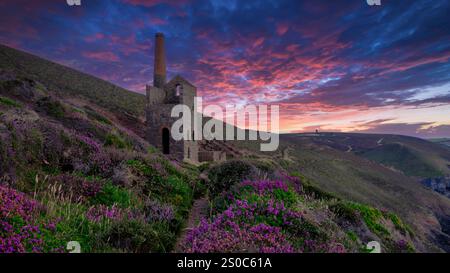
(145, 33), (225, 163)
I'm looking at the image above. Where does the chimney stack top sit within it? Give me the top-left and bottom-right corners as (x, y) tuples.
(153, 32), (166, 88)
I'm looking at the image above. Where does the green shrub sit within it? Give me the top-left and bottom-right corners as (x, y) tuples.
(252, 160), (275, 175)
(147, 145), (158, 154)
(385, 212), (414, 237)
(347, 203), (389, 236)
(198, 162), (210, 173)
(165, 175), (193, 217)
(91, 182), (134, 208)
(83, 106), (112, 125)
(193, 178), (207, 198)
(37, 97), (65, 118)
(272, 188), (298, 205)
(167, 175), (191, 198)
(0, 96), (21, 107)
(126, 159), (164, 185)
(288, 219), (329, 252)
(104, 219), (175, 252)
(330, 201), (359, 223)
(105, 132), (132, 150)
(346, 231), (359, 242)
(208, 160), (254, 196)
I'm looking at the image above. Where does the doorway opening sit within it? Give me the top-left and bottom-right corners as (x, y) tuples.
(162, 127), (170, 154)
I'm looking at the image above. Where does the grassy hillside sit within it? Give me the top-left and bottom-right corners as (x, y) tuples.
(229, 133), (450, 252)
(430, 138), (450, 148)
(284, 133), (450, 178)
(361, 143), (441, 177)
(0, 44), (146, 117)
(0, 67), (201, 252)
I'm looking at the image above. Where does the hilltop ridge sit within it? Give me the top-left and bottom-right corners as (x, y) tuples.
(0, 44), (146, 117)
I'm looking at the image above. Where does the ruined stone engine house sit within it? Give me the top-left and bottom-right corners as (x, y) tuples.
(145, 33), (225, 163)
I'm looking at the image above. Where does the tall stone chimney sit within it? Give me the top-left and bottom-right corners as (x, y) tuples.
(153, 32), (166, 88)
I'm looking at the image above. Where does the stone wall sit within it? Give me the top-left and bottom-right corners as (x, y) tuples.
(146, 103), (184, 160)
(146, 85), (165, 105)
(184, 141), (199, 162)
(198, 150), (226, 163)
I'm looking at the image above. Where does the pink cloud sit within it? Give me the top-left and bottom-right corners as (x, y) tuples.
(252, 37), (265, 48)
(149, 17), (168, 25)
(276, 23), (289, 36)
(84, 33), (105, 43)
(82, 51), (120, 62)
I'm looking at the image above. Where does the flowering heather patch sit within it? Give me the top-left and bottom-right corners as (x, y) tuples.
(393, 239), (414, 253)
(75, 132), (112, 175)
(241, 180), (290, 194)
(220, 198), (303, 228)
(85, 204), (144, 223)
(183, 217), (294, 253)
(77, 133), (102, 152)
(145, 200), (175, 223)
(279, 172), (302, 193)
(182, 179), (345, 253)
(48, 174), (103, 201)
(0, 186), (62, 253)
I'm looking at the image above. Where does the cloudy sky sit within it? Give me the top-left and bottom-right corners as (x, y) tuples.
(1, 0), (449, 137)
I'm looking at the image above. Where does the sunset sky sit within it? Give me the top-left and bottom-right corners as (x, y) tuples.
(1, 0), (449, 137)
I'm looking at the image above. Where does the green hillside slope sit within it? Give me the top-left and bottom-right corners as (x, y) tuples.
(230, 133), (450, 251)
(289, 133), (450, 178)
(0, 44), (146, 117)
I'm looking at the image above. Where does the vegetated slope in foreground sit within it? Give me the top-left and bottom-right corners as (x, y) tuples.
(229, 134), (450, 252)
(0, 70), (201, 253)
(0, 44), (146, 118)
(181, 162), (415, 253)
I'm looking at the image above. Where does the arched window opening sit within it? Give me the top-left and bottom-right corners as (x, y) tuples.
(176, 84), (182, 96)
